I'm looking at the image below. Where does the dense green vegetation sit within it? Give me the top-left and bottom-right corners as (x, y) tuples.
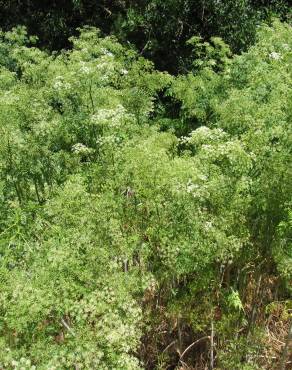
(0, 3), (291, 370)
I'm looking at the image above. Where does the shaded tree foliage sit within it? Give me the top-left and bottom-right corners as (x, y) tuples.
(0, 0), (290, 72)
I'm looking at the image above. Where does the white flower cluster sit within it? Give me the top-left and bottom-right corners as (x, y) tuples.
(79, 61), (92, 75)
(199, 140), (251, 171)
(179, 135), (191, 144)
(186, 179), (210, 199)
(72, 143), (93, 155)
(204, 221), (213, 231)
(91, 105), (131, 128)
(100, 48), (114, 57)
(186, 179), (199, 193)
(53, 76), (71, 91)
(96, 62), (108, 70)
(269, 51), (282, 60)
(96, 135), (121, 146)
(11, 357), (36, 370)
(201, 141), (230, 159)
(95, 56), (117, 83)
(180, 126), (227, 146)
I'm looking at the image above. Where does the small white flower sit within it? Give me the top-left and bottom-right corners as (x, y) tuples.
(120, 69), (129, 75)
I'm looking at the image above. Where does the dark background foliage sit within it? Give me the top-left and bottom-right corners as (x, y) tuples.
(0, 0), (290, 72)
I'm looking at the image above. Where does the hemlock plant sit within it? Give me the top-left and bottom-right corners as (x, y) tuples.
(0, 20), (291, 369)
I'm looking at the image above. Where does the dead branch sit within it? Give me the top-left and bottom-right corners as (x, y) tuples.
(180, 336), (210, 360)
